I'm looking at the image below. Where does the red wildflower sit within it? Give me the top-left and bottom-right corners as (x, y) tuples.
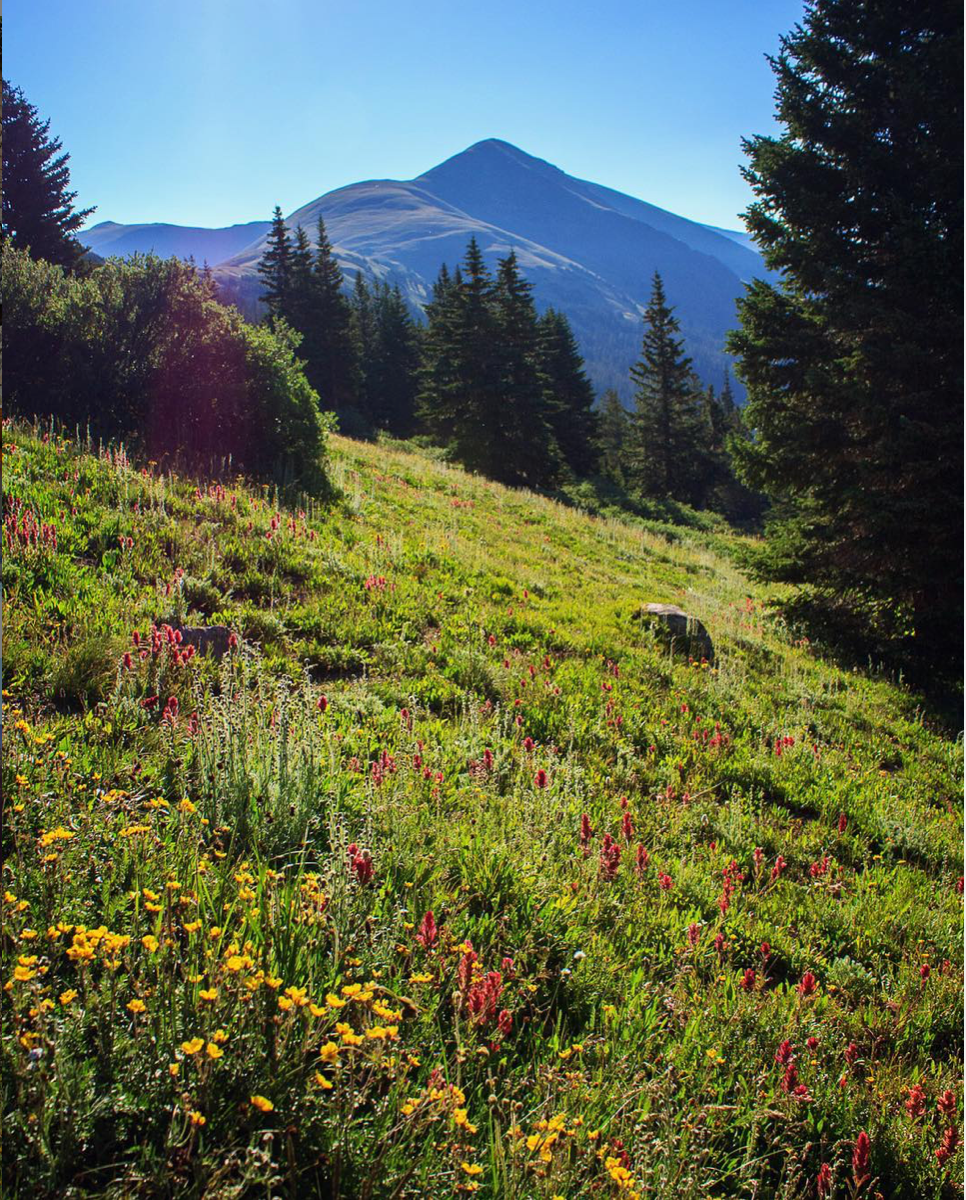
(534, 768), (548, 789)
(797, 971), (818, 997)
(739, 968), (756, 991)
(599, 833), (621, 880)
(852, 1130), (871, 1187)
(937, 1090), (957, 1117)
(816, 1163), (832, 1198)
(807, 1036), (819, 1050)
(415, 910), (438, 950)
(657, 872), (673, 891)
(122, 652), (134, 669)
(936, 1126), (959, 1167)
(317, 695), (328, 712)
(774, 1039), (794, 1066)
(714, 932), (726, 956)
(347, 845), (373, 886)
(620, 811), (634, 843)
(523, 736), (535, 752)
(844, 1041), (859, 1066)
(635, 845), (649, 874)
(780, 1063), (799, 1093)
(770, 855), (787, 882)
(686, 922), (701, 947)
(497, 1008), (513, 1036)
(837, 812), (848, 833)
(920, 963), (931, 981)
(760, 941), (771, 960)
(905, 1084), (926, 1118)
(228, 632), (238, 649)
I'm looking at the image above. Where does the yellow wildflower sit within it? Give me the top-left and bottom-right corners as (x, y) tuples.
(250, 1095), (274, 1113)
(181, 1038), (205, 1055)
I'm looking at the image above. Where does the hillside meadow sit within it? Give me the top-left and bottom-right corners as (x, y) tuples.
(2, 421), (962, 1199)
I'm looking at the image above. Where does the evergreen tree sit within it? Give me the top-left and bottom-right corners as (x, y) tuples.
(257, 207), (292, 319)
(727, 0), (962, 671)
(350, 271), (377, 414)
(626, 273), (706, 502)
(598, 389), (629, 482)
(1, 78), (94, 268)
(305, 215), (358, 413)
(491, 250), (556, 486)
(538, 307), (599, 478)
(369, 283), (420, 435)
(418, 239), (501, 475)
(288, 224), (314, 327)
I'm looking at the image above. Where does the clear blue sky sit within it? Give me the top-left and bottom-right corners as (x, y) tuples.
(4, 0), (806, 231)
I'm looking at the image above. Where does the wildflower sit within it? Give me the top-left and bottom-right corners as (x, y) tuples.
(497, 1009), (513, 1036)
(319, 1041), (340, 1064)
(534, 768), (548, 789)
(837, 812), (848, 834)
(920, 963), (931, 981)
(460, 1163), (483, 1176)
(937, 1090), (957, 1117)
(60, 989), (78, 1006)
(142, 935), (159, 953)
(936, 1126), (959, 1167)
(127, 999), (147, 1014)
(770, 855), (787, 882)
(635, 844), (649, 874)
(315, 1071), (334, 1089)
(905, 1084), (926, 1118)
(188, 1110), (206, 1126)
(797, 971), (818, 997)
(347, 844), (374, 885)
(686, 922), (701, 947)
(579, 813), (594, 855)
(206, 1043), (224, 1060)
(317, 695), (328, 712)
(454, 1108), (478, 1134)
(599, 833), (621, 880)
(658, 872), (673, 891)
(416, 910), (438, 950)
(816, 1163), (832, 1197)
(620, 811), (634, 843)
(844, 1041), (859, 1065)
(775, 1040), (794, 1066)
(852, 1130), (871, 1186)
(325, 993), (346, 1009)
(739, 968), (756, 991)
(250, 1095), (274, 1113)
(199, 988), (218, 1002)
(181, 1038), (205, 1055)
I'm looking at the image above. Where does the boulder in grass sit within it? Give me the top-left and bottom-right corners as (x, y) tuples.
(637, 603), (714, 662)
(171, 625), (233, 659)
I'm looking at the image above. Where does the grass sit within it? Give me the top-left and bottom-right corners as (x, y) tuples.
(2, 420), (962, 1199)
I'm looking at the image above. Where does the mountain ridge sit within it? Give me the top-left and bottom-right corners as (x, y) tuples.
(84, 141), (769, 399)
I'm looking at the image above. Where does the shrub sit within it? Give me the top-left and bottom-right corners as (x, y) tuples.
(2, 245), (330, 492)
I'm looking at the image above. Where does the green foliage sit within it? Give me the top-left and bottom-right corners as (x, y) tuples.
(2, 422), (961, 1198)
(2, 244), (329, 491)
(727, 0), (963, 677)
(1, 77), (95, 268)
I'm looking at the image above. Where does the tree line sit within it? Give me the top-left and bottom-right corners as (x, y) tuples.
(256, 213), (754, 512)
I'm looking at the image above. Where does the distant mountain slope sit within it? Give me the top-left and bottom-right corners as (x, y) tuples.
(81, 220), (271, 266)
(89, 142), (770, 399)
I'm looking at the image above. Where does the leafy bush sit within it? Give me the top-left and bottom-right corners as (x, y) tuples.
(2, 244), (330, 491)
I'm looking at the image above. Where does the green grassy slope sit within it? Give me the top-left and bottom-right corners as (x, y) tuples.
(2, 423), (962, 1199)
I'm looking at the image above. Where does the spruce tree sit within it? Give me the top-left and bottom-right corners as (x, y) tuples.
(305, 215), (358, 413)
(626, 273), (706, 502)
(418, 239), (500, 475)
(288, 224), (314, 328)
(1, 79), (94, 268)
(598, 389), (629, 482)
(369, 283), (420, 435)
(491, 250), (556, 486)
(538, 307), (598, 478)
(727, 0), (962, 671)
(257, 207), (292, 319)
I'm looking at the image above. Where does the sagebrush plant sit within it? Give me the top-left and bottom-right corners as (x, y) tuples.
(2, 419), (962, 1199)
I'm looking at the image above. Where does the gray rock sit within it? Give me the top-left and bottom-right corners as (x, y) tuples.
(638, 603), (714, 662)
(170, 625), (233, 659)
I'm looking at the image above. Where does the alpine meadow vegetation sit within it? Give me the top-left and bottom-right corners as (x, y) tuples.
(2, 420), (962, 1199)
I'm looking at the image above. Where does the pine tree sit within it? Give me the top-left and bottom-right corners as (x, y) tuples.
(1, 79), (94, 268)
(288, 224), (314, 328)
(626, 273), (706, 502)
(538, 307), (599, 478)
(418, 239), (501, 475)
(369, 283), (420, 435)
(491, 250), (556, 486)
(727, 0), (962, 672)
(598, 389), (629, 482)
(257, 207), (292, 319)
(350, 271), (377, 414)
(304, 215), (358, 413)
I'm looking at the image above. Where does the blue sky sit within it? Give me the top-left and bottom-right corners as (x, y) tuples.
(5, 0), (806, 231)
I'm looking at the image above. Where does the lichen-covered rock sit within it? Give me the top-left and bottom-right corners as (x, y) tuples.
(638, 603), (713, 661)
(171, 625), (233, 658)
